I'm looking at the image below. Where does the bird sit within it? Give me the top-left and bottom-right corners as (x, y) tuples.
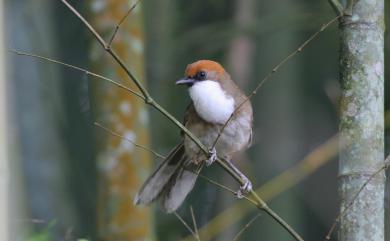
(134, 60), (253, 213)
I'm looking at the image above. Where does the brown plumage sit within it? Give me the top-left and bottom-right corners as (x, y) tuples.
(134, 60), (253, 212)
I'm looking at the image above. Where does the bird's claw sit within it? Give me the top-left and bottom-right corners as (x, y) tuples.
(205, 147), (217, 166)
(236, 177), (252, 198)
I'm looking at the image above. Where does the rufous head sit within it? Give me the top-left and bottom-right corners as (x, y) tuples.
(176, 60), (227, 86)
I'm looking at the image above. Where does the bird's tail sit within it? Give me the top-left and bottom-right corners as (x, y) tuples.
(134, 142), (202, 213)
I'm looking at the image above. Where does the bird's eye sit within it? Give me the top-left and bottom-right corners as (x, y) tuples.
(197, 71), (206, 80)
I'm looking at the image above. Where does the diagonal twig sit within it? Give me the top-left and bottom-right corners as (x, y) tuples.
(211, 14), (342, 150)
(232, 213), (261, 241)
(10, 49), (144, 100)
(190, 206), (200, 241)
(182, 133), (339, 241)
(328, 0), (344, 16)
(174, 212), (201, 241)
(107, 0), (143, 46)
(324, 155), (390, 241)
(94, 121), (254, 205)
(94, 122), (165, 159)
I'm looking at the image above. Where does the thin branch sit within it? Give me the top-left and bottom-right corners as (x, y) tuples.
(328, 0), (345, 16)
(182, 134), (339, 241)
(344, 0), (354, 16)
(324, 155), (390, 241)
(232, 213), (261, 241)
(93, 122), (165, 159)
(174, 212), (201, 241)
(95, 120), (256, 207)
(10, 49), (145, 100)
(60, 0), (150, 100)
(196, 172), (257, 206)
(190, 206), (200, 241)
(211, 14), (342, 150)
(94, 120), (246, 206)
(108, 0), (143, 46)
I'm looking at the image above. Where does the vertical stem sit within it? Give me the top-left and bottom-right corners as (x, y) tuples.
(0, 2), (8, 240)
(338, 0), (385, 240)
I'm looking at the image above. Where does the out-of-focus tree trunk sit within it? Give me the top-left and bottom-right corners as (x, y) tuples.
(252, 1), (306, 240)
(89, 1), (153, 240)
(0, 3), (8, 240)
(144, 0), (177, 149)
(7, 0), (80, 239)
(338, 0), (385, 240)
(226, 0), (255, 88)
(216, 0), (255, 240)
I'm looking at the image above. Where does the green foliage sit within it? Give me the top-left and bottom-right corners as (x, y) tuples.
(26, 220), (56, 241)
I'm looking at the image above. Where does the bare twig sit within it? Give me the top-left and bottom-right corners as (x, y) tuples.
(232, 213), (261, 241)
(10, 49), (145, 100)
(182, 134), (339, 241)
(196, 172), (257, 206)
(94, 122), (165, 159)
(324, 155), (390, 241)
(95, 120), (254, 206)
(95, 120), (248, 203)
(211, 14), (342, 150)
(328, 0), (345, 16)
(60, 0), (150, 100)
(107, 0), (143, 46)
(344, 0), (354, 15)
(174, 212), (201, 241)
(190, 206), (200, 241)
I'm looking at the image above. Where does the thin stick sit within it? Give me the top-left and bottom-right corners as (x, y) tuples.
(108, 0), (143, 46)
(324, 155), (390, 241)
(190, 206), (200, 241)
(328, 0), (345, 16)
(95, 120), (252, 208)
(344, 0), (354, 15)
(232, 213), (261, 241)
(196, 173), (257, 206)
(181, 134), (339, 241)
(60, 0), (150, 100)
(211, 14), (342, 150)
(10, 49), (144, 100)
(174, 212), (200, 241)
(94, 122), (165, 159)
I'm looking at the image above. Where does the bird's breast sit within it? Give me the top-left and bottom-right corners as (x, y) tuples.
(189, 80), (235, 124)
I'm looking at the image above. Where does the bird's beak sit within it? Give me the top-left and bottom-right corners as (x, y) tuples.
(176, 78), (195, 86)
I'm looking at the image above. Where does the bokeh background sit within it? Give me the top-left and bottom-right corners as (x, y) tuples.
(3, 0), (389, 240)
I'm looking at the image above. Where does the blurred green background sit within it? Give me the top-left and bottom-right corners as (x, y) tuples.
(4, 0), (389, 240)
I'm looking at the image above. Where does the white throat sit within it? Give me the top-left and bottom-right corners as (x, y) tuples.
(189, 80), (235, 124)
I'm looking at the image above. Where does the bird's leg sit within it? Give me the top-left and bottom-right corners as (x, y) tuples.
(205, 147), (217, 166)
(224, 159), (252, 198)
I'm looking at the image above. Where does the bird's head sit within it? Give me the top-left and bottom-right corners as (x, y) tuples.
(176, 60), (227, 86)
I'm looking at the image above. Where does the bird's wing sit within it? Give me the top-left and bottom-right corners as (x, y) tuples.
(181, 102), (195, 136)
(134, 142), (186, 205)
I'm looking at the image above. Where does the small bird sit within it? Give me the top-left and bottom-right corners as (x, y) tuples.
(134, 60), (253, 213)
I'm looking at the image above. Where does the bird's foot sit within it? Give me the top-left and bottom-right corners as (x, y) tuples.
(236, 177), (252, 199)
(205, 147), (217, 166)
